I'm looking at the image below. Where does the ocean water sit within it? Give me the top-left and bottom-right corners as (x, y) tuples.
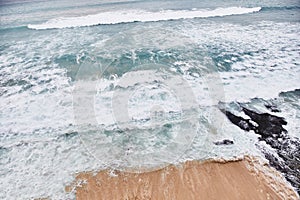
(0, 0), (300, 199)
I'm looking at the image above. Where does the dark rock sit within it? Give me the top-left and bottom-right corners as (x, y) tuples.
(214, 139), (234, 145)
(241, 107), (287, 142)
(220, 109), (255, 131)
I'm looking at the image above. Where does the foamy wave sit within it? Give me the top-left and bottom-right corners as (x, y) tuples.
(28, 7), (261, 30)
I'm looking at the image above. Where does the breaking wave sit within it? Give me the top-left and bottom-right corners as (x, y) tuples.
(28, 7), (261, 30)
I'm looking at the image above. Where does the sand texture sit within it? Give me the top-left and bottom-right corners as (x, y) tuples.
(66, 156), (298, 200)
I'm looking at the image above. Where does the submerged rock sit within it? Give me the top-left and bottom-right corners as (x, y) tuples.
(265, 104), (281, 112)
(214, 139), (234, 145)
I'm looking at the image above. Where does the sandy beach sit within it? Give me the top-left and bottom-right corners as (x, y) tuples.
(66, 156), (298, 200)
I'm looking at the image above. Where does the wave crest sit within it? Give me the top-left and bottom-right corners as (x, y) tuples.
(28, 7), (261, 30)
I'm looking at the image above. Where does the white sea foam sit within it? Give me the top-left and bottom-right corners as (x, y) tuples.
(28, 7), (261, 30)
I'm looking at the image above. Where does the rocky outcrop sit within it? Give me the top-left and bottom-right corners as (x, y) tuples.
(220, 104), (300, 194)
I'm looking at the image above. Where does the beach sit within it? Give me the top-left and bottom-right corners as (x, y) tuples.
(67, 156), (298, 200)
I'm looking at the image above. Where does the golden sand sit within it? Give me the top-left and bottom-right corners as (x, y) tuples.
(66, 156), (298, 200)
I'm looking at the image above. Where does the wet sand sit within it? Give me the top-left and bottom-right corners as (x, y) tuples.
(66, 156), (298, 200)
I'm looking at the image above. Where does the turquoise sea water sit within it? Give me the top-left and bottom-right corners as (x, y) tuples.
(0, 0), (300, 199)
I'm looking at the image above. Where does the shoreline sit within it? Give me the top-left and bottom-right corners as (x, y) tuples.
(66, 156), (298, 200)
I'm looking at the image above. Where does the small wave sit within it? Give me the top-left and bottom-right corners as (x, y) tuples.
(27, 7), (261, 30)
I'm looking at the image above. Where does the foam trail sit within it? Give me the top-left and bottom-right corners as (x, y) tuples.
(28, 7), (261, 30)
